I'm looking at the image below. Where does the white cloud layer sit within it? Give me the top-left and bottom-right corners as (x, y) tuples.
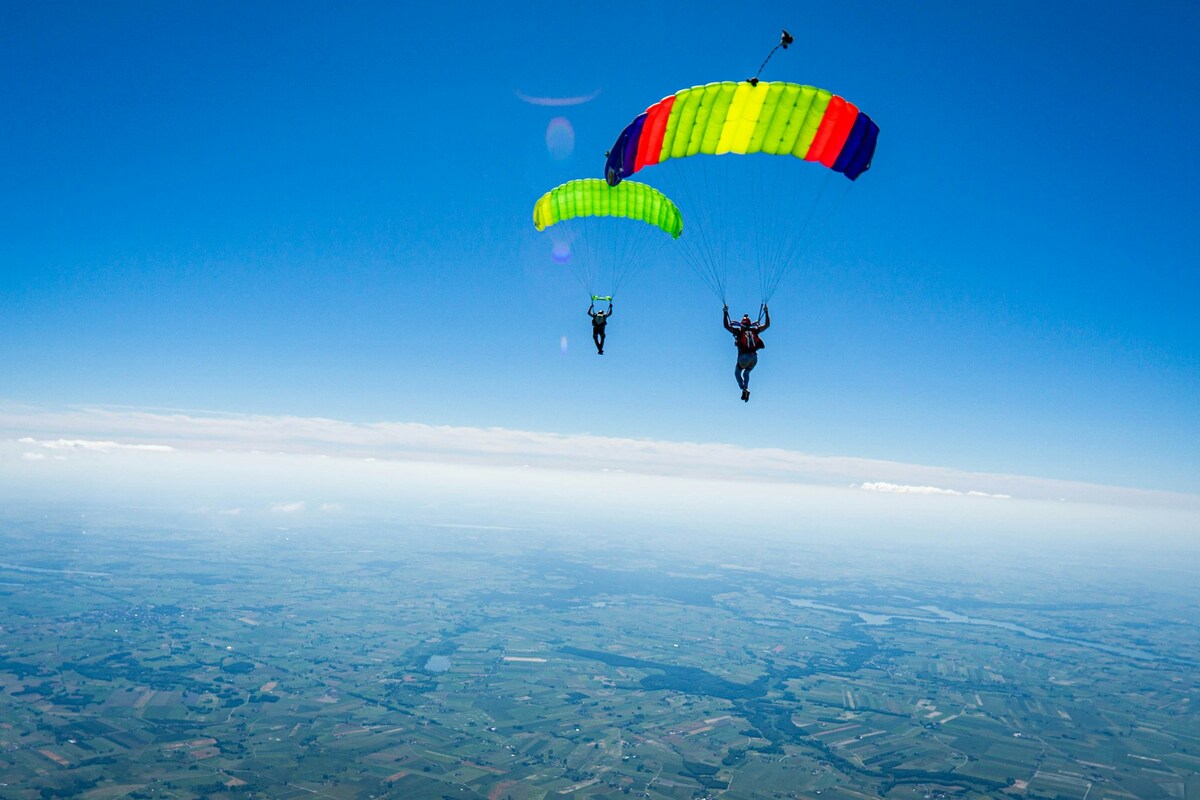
(1, 403), (1196, 516)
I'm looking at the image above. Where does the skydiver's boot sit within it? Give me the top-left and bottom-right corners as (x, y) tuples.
(741, 389), (750, 402)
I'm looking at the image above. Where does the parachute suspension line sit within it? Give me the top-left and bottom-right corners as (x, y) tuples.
(690, 157), (727, 300)
(608, 216), (669, 296)
(698, 157), (730, 301)
(757, 161), (815, 304)
(615, 216), (638, 292)
(575, 217), (599, 298)
(748, 29), (794, 85)
(760, 161), (792, 303)
(709, 159), (732, 303)
(751, 157), (768, 305)
(763, 176), (853, 304)
(568, 249), (594, 300)
(752, 157), (789, 306)
(671, 158), (728, 303)
(747, 154), (805, 307)
(614, 213), (639, 292)
(561, 211), (671, 301)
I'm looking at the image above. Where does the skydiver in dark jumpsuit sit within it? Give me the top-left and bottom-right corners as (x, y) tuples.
(588, 301), (613, 355)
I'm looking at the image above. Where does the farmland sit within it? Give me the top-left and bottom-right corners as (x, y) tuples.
(1, 509), (1197, 798)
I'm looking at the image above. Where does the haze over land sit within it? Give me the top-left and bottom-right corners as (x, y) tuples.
(1, 487), (1197, 799)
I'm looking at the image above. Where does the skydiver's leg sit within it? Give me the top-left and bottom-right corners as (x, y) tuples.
(736, 365), (750, 401)
(737, 353), (758, 388)
(737, 353), (757, 401)
(739, 352), (758, 388)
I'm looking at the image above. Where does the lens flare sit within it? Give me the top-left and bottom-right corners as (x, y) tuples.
(551, 240), (571, 264)
(560, 336), (568, 354)
(545, 117), (575, 160)
(516, 89), (601, 107)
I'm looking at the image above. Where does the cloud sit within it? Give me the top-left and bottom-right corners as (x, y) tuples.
(0, 403), (1195, 512)
(268, 501), (306, 514)
(21, 452), (46, 461)
(19, 436), (174, 453)
(860, 482), (1011, 500)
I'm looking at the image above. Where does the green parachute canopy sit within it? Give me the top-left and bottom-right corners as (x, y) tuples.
(533, 179), (683, 239)
(532, 179), (683, 299)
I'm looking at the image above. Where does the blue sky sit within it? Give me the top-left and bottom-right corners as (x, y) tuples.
(2, 0), (1198, 497)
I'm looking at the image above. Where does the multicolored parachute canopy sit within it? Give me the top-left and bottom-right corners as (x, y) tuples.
(533, 178), (683, 239)
(605, 81), (878, 186)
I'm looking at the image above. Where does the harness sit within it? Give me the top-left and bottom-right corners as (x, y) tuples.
(735, 327), (764, 353)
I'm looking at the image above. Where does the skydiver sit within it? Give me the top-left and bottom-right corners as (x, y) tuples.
(588, 300), (613, 355)
(724, 304), (770, 402)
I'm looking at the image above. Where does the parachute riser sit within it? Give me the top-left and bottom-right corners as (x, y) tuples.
(723, 302), (766, 323)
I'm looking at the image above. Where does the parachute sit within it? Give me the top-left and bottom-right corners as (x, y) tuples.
(602, 80), (878, 305)
(605, 81), (878, 186)
(534, 178), (683, 238)
(533, 178), (682, 298)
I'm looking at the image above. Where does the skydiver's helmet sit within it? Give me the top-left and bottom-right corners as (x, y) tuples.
(741, 315), (753, 327)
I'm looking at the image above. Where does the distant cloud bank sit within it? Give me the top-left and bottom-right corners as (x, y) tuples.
(1, 403), (1197, 513)
(19, 436), (175, 453)
(861, 481), (1012, 500)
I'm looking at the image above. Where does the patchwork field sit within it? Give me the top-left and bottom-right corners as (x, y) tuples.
(0, 511), (1197, 799)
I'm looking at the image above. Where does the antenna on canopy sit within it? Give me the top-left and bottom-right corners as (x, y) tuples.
(748, 29), (794, 86)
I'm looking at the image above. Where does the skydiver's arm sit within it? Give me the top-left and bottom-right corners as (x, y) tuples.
(588, 304), (595, 318)
(758, 305), (771, 333)
(723, 306), (735, 333)
(607, 303), (613, 318)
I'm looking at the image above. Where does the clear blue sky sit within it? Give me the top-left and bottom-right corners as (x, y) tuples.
(2, 0), (1197, 493)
